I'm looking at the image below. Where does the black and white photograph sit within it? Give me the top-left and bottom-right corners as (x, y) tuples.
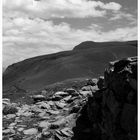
(2, 0), (138, 139)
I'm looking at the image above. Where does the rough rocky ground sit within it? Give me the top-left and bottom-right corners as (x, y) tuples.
(3, 56), (137, 140)
(3, 83), (95, 140)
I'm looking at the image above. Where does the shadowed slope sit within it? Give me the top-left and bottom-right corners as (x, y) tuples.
(3, 40), (137, 92)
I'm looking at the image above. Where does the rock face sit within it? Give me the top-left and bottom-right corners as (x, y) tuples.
(2, 56), (137, 140)
(86, 56), (137, 140)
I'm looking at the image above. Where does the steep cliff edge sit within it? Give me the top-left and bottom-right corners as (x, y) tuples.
(85, 56), (137, 140)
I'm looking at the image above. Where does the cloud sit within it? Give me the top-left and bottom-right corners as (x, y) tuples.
(2, 0), (137, 67)
(109, 11), (137, 24)
(97, 2), (122, 11)
(3, 0), (122, 18)
(3, 17), (137, 67)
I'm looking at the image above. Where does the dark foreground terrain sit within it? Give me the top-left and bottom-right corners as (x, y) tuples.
(3, 40), (137, 98)
(3, 57), (137, 140)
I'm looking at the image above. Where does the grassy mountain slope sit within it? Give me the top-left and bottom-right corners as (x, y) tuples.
(3, 40), (137, 92)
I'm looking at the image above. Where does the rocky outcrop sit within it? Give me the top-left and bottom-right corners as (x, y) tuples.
(2, 56), (137, 140)
(86, 56), (137, 140)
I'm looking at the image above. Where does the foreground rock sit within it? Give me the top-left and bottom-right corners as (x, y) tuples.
(23, 128), (38, 135)
(85, 56), (137, 140)
(32, 95), (46, 103)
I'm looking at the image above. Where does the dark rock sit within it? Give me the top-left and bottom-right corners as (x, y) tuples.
(50, 124), (60, 129)
(97, 76), (104, 89)
(64, 88), (78, 96)
(3, 104), (18, 115)
(86, 56), (137, 140)
(52, 96), (62, 101)
(128, 77), (137, 91)
(127, 90), (136, 104)
(104, 57), (137, 102)
(114, 59), (130, 72)
(70, 105), (81, 113)
(121, 103), (136, 133)
(86, 78), (98, 86)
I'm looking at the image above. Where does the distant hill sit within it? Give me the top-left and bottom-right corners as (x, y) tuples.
(3, 40), (137, 93)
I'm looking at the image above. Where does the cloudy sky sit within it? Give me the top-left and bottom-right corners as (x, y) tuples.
(3, 0), (137, 67)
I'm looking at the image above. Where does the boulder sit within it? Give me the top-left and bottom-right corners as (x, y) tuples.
(86, 78), (98, 86)
(23, 128), (38, 135)
(3, 104), (18, 115)
(6, 114), (16, 119)
(64, 88), (78, 96)
(79, 91), (92, 97)
(38, 121), (50, 129)
(62, 95), (72, 102)
(38, 112), (47, 118)
(32, 95), (46, 103)
(55, 102), (67, 109)
(18, 128), (24, 132)
(54, 91), (69, 97)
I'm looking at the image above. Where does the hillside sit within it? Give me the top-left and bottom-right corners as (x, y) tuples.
(3, 40), (137, 94)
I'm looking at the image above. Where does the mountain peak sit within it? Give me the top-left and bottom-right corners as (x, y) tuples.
(73, 41), (96, 50)
(73, 40), (137, 51)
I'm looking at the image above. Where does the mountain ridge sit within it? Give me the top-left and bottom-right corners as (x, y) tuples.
(3, 40), (137, 93)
